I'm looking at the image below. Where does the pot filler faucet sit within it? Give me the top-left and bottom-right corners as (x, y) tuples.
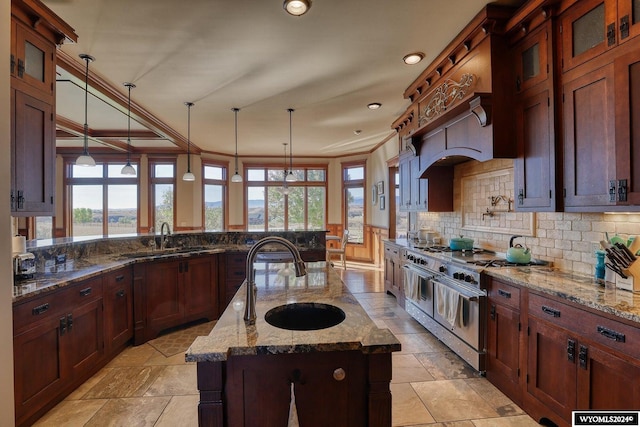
(244, 236), (307, 324)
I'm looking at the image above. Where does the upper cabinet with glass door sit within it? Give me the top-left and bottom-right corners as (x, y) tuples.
(11, 18), (56, 101)
(561, 0), (640, 72)
(514, 24), (550, 93)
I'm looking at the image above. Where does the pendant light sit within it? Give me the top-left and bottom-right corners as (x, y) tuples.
(285, 108), (297, 182)
(76, 54), (96, 167)
(120, 82), (136, 176)
(282, 143), (289, 195)
(231, 107), (243, 183)
(182, 102), (195, 182)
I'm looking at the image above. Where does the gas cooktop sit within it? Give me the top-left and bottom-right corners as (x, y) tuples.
(407, 245), (551, 268)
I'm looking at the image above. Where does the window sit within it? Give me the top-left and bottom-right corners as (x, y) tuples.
(203, 163), (226, 231)
(34, 217), (53, 240)
(149, 160), (175, 232)
(246, 166), (327, 231)
(343, 163), (365, 244)
(66, 161), (139, 237)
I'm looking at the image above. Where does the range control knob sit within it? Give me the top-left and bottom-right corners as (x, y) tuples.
(464, 275), (473, 282)
(453, 272), (461, 280)
(438, 265), (447, 273)
(419, 258), (426, 265)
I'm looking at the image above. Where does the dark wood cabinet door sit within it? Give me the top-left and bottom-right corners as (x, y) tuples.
(64, 298), (104, 379)
(617, 0), (640, 44)
(184, 256), (217, 319)
(104, 268), (133, 355)
(13, 315), (64, 425)
(515, 88), (556, 210)
(12, 20), (55, 99)
(13, 89), (54, 215)
(514, 24), (549, 93)
(146, 259), (184, 333)
(226, 352), (365, 427)
(561, 0), (617, 72)
(487, 302), (521, 403)
(576, 341), (640, 409)
(614, 44), (640, 204)
(398, 154), (412, 211)
(409, 155), (421, 210)
(527, 317), (577, 421)
(563, 63), (616, 209)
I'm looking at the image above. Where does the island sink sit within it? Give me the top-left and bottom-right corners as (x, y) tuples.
(265, 302), (345, 331)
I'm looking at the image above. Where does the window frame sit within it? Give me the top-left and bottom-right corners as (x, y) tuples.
(148, 157), (177, 233)
(341, 160), (366, 245)
(243, 163), (328, 231)
(202, 160), (229, 231)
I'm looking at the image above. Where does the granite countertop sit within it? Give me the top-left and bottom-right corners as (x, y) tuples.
(385, 239), (640, 325)
(11, 244), (314, 303)
(185, 261), (401, 362)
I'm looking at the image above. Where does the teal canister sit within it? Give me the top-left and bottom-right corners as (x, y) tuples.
(595, 250), (606, 284)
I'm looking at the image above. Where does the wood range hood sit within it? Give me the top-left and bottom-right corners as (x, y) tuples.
(393, 4), (517, 178)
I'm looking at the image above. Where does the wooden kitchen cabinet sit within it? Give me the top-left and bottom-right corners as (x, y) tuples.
(134, 254), (218, 344)
(525, 291), (640, 426)
(383, 241), (404, 308)
(224, 351), (367, 426)
(103, 267), (133, 356)
(486, 278), (523, 405)
(221, 251), (248, 312)
(399, 149), (453, 212)
(559, 0), (640, 72)
(512, 21), (560, 211)
(9, 3), (74, 217)
(13, 276), (103, 427)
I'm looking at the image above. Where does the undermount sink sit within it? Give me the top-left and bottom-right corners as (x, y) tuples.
(264, 303), (346, 331)
(119, 246), (210, 259)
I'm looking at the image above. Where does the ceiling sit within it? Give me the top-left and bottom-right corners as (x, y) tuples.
(45, 0), (525, 159)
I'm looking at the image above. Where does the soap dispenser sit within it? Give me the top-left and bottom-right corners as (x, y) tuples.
(595, 249), (606, 285)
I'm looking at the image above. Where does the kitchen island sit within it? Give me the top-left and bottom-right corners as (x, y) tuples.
(186, 261), (401, 427)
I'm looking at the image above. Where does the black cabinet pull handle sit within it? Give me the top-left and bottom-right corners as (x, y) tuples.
(67, 314), (73, 332)
(498, 289), (511, 299)
(597, 325), (626, 343)
(60, 316), (67, 336)
(17, 58), (24, 77)
(490, 304), (496, 320)
(10, 54), (15, 74)
(541, 305), (561, 318)
(116, 289), (125, 298)
(32, 303), (50, 315)
(578, 345), (588, 369)
(115, 275), (125, 282)
(79, 287), (92, 297)
(567, 339), (575, 363)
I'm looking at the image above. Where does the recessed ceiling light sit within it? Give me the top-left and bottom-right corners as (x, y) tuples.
(368, 103), (382, 110)
(283, 0), (311, 16)
(403, 52), (425, 65)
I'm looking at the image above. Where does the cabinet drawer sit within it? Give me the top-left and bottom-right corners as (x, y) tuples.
(487, 279), (521, 310)
(528, 292), (582, 331)
(574, 310), (640, 360)
(384, 244), (401, 260)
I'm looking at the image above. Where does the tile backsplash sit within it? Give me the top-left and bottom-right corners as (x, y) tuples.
(417, 159), (640, 275)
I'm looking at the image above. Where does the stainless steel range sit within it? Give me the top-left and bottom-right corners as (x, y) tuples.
(403, 247), (488, 372)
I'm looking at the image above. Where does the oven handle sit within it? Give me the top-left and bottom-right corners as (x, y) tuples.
(402, 264), (434, 278)
(432, 279), (485, 302)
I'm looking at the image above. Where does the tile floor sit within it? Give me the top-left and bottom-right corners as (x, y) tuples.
(34, 263), (540, 426)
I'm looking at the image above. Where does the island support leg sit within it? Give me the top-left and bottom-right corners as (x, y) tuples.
(197, 361), (224, 427)
(367, 353), (392, 426)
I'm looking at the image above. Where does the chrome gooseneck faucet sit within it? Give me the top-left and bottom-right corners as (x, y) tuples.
(244, 236), (307, 324)
(160, 222), (171, 250)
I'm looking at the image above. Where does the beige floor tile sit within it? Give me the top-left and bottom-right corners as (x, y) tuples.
(411, 379), (499, 422)
(154, 395), (200, 427)
(395, 333), (448, 354)
(145, 364), (198, 396)
(66, 368), (112, 400)
(471, 414), (541, 427)
(33, 399), (107, 427)
(392, 354), (435, 384)
(464, 378), (525, 417)
(84, 396), (171, 427)
(391, 382), (436, 427)
(415, 351), (481, 380)
(144, 350), (192, 366)
(84, 366), (165, 399)
(106, 344), (160, 367)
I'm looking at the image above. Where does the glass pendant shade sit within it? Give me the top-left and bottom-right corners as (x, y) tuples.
(183, 102), (195, 182)
(76, 54), (96, 167)
(121, 82), (136, 176)
(231, 107), (243, 183)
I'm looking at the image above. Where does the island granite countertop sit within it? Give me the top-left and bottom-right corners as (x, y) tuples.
(185, 261), (401, 362)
